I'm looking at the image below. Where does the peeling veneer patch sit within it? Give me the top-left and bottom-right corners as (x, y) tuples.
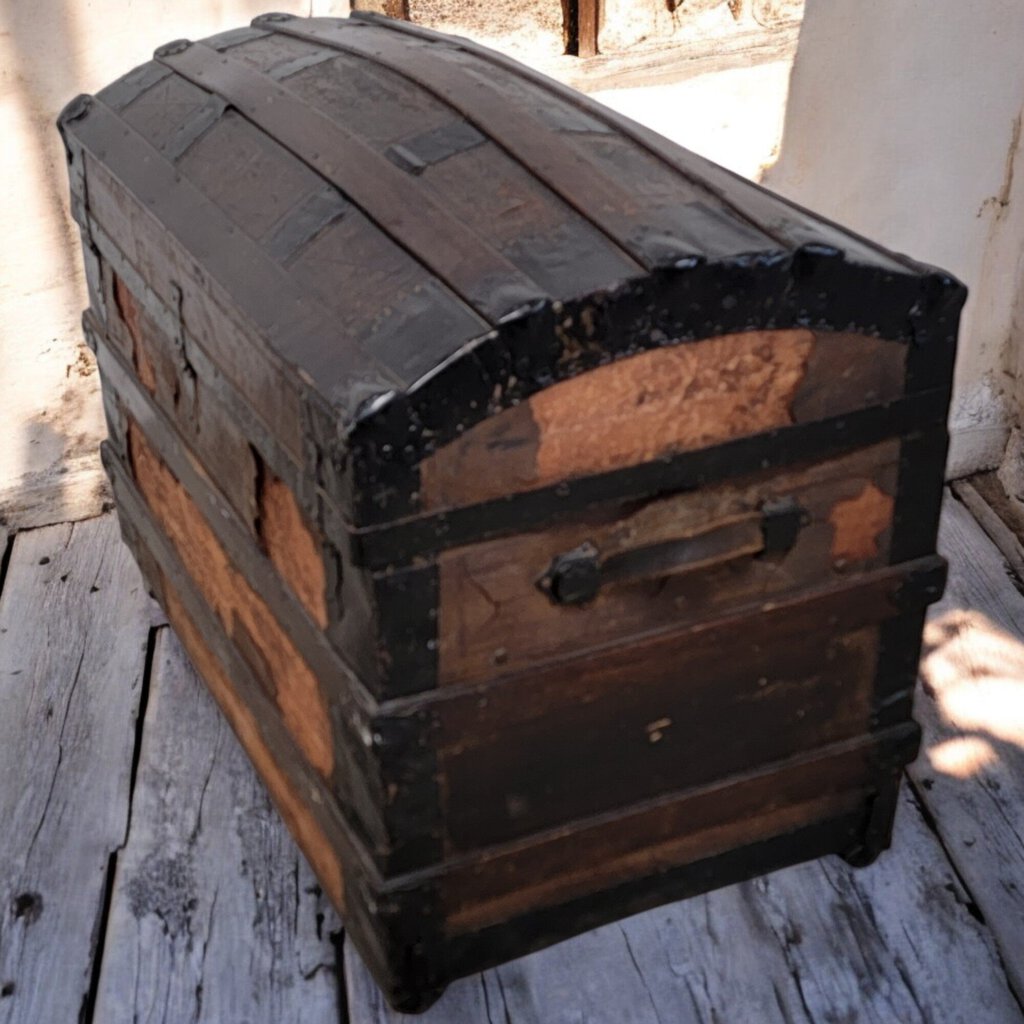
(829, 483), (894, 563)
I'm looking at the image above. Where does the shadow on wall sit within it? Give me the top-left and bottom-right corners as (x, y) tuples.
(0, 0), (110, 529)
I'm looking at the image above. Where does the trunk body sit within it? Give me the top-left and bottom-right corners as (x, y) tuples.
(59, 13), (964, 1012)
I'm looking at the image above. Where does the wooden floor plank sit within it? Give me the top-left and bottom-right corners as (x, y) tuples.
(6, 501), (1023, 1023)
(0, 515), (156, 1024)
(952, 478), (1024, 581)
(912, 493), (1024, 1004)
(345, 784), (1022, 1022)
(92, 627), (345, 1023)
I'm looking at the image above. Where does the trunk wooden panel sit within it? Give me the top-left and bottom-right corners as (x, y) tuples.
(59, 15), (964, 1011)
(78, 138), (314, 458)
(128, 422), (336, 780)
(420, 330), (905, 511)
(109, 268), (262, 533)
(438, 733), (894, 935)
(437, 623), (880, 850)
(438, 441), (900, 685)
(94, 288), (344, 644)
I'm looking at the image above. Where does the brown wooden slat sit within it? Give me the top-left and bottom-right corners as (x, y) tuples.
(437, 623), (882, 849)
(156, 41), (547, 322)
(263, 18), (689, 268)
(420, 329), (907, 512)
(89, 319), (357, 703)
(437, 731), (893, 934)
(347, 10), (920, 271)
(103, 441), (395, 863)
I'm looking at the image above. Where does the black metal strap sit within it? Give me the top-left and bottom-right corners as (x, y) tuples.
(156, 40), (547, 323)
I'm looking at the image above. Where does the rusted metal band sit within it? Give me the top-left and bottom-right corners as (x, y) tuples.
(346, 11), (919, 273)
(155, 41), (547, 323)
(260, 17), (666, 270)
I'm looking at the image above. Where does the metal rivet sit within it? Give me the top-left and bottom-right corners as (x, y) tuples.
(154, 38), (191, 58)
(59, 94), (92, 124)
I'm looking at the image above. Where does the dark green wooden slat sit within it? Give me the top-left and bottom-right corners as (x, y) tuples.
(63, 95), (428, 413)
(156, 41), (547, 323)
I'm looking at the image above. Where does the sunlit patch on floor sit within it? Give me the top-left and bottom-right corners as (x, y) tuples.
(920, 608), (1024, 774)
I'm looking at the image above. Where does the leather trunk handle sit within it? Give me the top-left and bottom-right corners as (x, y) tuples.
(537, 497), (807, 607)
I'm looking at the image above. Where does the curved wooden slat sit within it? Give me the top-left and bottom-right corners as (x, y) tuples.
(347, 10), (920, 271)
(156, 41), (548, 323)
(68, 96), (394, 405)
(261, 18), (674, 268)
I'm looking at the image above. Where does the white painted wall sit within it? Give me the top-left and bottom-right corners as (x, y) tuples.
(765, 0), (1024, 479)
(0, 0), (349, 529)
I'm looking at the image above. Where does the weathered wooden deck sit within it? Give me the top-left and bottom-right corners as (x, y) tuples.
(1, 493), (1023, 1023)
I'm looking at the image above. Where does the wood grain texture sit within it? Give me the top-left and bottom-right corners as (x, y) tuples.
(913, 494), (1024, 1003)
(92, 627), (344, 1023)
(0, 516), (156, 1024)
(421, 329), (815, 509)
(533, 329), (810, 491)
(577, 0), (600, 56)
(438, 733), (887, 935)
(73, 122), (312, 460)
(0, 461), (110, 535)
(258, 468), (329, 629)
(437, 619), (880, 850)
(93, 330), (361, 715)
(106, 271), (261, 534)
(346, 787), (1024, 1023)
(437, 441), (900, 685)
(953, 476), (1024, 581)
(127, 422), (334, 780)
(419, 330), (907, 512)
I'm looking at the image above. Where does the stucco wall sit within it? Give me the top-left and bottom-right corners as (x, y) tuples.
(766, 0), (1024, 479)
(0, 0), (349, 529)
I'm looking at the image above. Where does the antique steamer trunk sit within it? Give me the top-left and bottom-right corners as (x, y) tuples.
(59, 12), (965, 1011)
